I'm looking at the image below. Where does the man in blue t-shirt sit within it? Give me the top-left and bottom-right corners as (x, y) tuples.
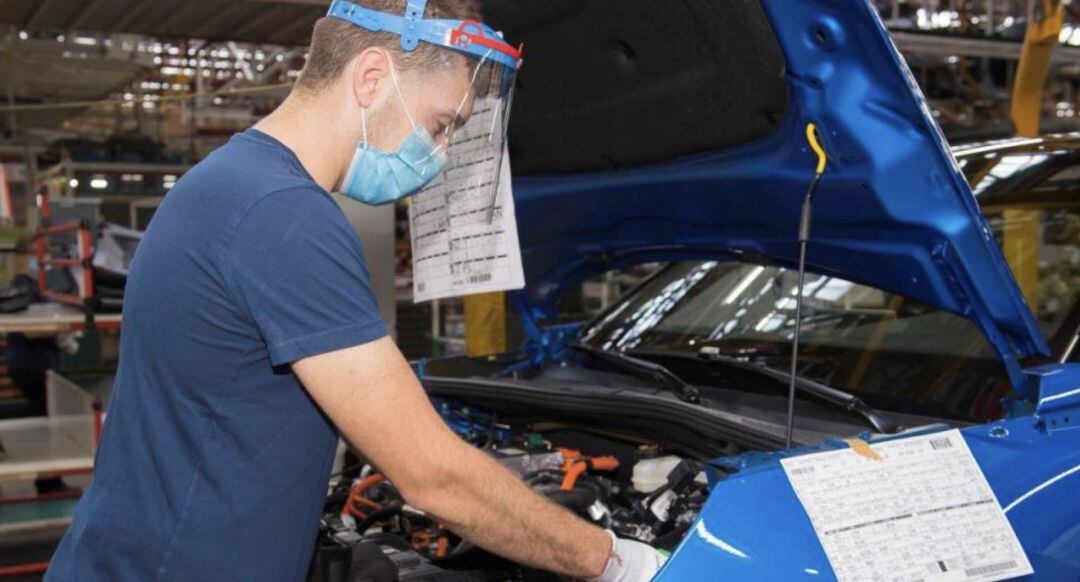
(47, 1), (664, 581)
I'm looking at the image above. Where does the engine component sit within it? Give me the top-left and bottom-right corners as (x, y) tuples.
(631, 455), (682, 494)
(308, 399), (706, 581)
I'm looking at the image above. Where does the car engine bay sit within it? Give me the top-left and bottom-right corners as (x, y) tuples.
(307, 399), (712, 581)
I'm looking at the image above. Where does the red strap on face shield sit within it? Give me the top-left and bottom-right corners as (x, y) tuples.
(449, 20), (523, 64)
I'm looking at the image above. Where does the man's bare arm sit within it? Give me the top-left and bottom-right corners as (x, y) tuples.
(293, 337), (611, 579)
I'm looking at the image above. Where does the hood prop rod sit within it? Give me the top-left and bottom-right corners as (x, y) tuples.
(785, 124), (829, 449)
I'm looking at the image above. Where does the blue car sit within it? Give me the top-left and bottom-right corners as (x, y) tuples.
(310, 1), (1079, 580)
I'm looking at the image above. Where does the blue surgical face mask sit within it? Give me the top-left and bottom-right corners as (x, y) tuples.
(340, 64), (448, 206)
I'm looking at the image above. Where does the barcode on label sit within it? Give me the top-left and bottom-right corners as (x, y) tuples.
(930, 437), (953, 450)
(965, 560), (1017, 577)
(789, 466), (815, 476)
(468, 273), (492, 284)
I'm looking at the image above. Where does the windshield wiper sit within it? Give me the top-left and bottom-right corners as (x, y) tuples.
(631, 348), (901, 434)
(568, 342), (701, 404)
(700, 350), (901, 434)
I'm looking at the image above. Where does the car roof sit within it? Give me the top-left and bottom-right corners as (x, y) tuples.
(952, 133), (1080, 158)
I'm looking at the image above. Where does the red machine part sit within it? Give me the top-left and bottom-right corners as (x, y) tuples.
(32, 192), (96, 308)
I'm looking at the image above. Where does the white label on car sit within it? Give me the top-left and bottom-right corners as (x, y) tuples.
(781, 429), (1032, 582)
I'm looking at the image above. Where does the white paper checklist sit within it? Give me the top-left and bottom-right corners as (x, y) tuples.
(409, 104), (525, 303)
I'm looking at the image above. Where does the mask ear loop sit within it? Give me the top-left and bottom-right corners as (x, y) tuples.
(360, 106), (369, 146)
(387, 60), (419, 129)
(387, 58), (448, 172)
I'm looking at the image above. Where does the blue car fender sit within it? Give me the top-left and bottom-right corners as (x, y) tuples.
(655, 416), (1080, 581)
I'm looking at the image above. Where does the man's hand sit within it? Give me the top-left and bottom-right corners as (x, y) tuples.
(293, 337), (614, 579)
(593, 531), (668, 582)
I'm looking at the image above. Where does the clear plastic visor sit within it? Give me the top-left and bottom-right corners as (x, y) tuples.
(420, 51), (516, 216)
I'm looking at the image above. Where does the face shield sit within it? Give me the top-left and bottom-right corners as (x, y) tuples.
(327, 1), (521, 211)
(425, 43), (517, 219)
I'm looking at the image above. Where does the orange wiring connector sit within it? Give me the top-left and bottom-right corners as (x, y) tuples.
(342, 474), (385, 520)
(560, 455), (619, 491)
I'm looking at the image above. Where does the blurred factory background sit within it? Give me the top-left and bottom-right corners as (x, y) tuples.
(0, 0), (1070, 367)
(0, 1), (1072, 578)
(0, 0), (1071, 398)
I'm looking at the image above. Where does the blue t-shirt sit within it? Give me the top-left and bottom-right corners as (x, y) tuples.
(47, 129), (388, 581)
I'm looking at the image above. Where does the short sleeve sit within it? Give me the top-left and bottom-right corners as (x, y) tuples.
(225, 188), (389, 366)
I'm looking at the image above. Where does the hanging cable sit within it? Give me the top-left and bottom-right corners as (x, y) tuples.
(785, 123), (829, 449)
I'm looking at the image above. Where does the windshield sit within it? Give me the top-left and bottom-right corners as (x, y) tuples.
(579, 139), (1080, 424)
(581, 261), (1011, 423)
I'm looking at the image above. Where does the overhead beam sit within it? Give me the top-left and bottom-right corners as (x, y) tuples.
(158, 1), (203, 35)
(68, 0), (109, 33)
(24, 0), (60, 29)
(271, 11), (321, 44)
(890, 30), (1080, 65)
(231, 5), (284, 39)
(190, 2), (250, 39)
(110, 0), (156, 33)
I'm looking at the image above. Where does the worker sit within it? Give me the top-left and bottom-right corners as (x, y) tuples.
(46, 1), (665, 581)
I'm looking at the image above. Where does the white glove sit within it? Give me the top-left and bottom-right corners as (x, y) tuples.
(591, 530), (668, 582)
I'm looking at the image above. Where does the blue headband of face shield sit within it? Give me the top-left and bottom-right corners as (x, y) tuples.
(326, 0), (523, 71)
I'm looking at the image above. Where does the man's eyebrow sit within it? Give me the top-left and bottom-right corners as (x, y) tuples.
(451, 114), (468, 130)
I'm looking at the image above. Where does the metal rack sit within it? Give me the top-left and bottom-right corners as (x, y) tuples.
(31, 190), (95, 311)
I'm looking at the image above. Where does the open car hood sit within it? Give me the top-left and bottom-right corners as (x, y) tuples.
(488, 0), (1049, 378)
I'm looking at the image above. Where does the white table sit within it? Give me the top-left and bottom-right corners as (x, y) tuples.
(0, 371), (100, 482)
(0, 303), (121, 334)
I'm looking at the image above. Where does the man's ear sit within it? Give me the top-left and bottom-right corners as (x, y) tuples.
(350, 48), (391, 110)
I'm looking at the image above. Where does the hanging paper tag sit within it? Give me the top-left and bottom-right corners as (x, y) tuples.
(409, 133), (524, 303)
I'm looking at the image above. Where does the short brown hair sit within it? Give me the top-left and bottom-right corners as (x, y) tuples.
(297, 0), (482, 93)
